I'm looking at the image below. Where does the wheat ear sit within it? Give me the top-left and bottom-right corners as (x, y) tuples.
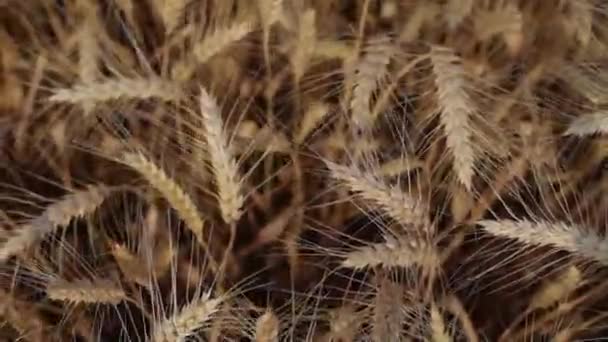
(49, 77), (181, 104)
(445, 0), (474, 29)
(291, 9), (316, 83)
(0, 185), (109, 262)
(156, 0), (188, 34)
(122, 152), (206, 244)
(152, 292), (221, 342)
(199, 88), (244, 224)
(528, 265), (582, 310)
(47, 278), (125, 305)
(326, 161), (428, 228)
(350, 35), (393, 131)
(342, 235), (437, 270)
(431, 46), (476, 190)
(255, 310), (280, 342)
(478, 219), (608, 266)
(564, 111), (608, 136)
(372, 277), (404, 341)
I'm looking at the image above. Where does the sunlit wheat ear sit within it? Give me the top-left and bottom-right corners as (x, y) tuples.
(294, 102), (329, 144)
(173, 20), (253, 81)
(327, 304), (362, 340)
(199, 88), (244, 224)
(326, 160), (429, 229)
(350, 35), (394, 132)
(430, 46), (477, 191)
(291, 9), (316, 84)
(372, 278), (405, 341)
(154, 0), (187, 34)
(122, 152), (205, 243)
(473, 3), (523, 55)
(528, 265), (582, 310)
(0, 184), (109, 262)
(341, 234), (438, 270)
(563, 111), (608, 136)
(444, 0), (473, 30)
(255, 310), (280, 342)
(152, 291), (222, 342)
(560, 64), (608, 105)
(429, 304), (452, 342)
(46, 278), (126, 305)
(48, 77), (181, 104)
(478, 219), (608, 266)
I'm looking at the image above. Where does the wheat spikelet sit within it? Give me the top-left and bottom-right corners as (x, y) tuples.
(350, 35), (393, 131)
(529, 265), (582, 310)
(46, 279), (125, 305)
(0, 185), (109, 262)
(326, 161), (428, 228)
(342, 235), (437, 269)
(152, 292), (221, 342)
(255, 310), (279, 342)
(199, 88), (244, 224)
(564, 111), (608, 136)
(49, 77), (181, 104)
(478, 219), (608, 266)
(429, 304), (452, 342)
(291, 9), (316, 83)
(431, 46), (476, 190)
(122, 152), (205, 242)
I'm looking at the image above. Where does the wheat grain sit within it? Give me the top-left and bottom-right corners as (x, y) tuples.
(152, 292), (221, 342)
(255, 310), (279, 342)
(47, 279), (125, 305)
(122, 152), (205, 243)
(564, 111), (608, 136)
(478, 219), (608, 266)
(199, 88), (244, 224)
(342, 235), (437, 269)
(326, 161), (428, 228)
(49, 77), (181, 104)
(431, 46), (477, 190)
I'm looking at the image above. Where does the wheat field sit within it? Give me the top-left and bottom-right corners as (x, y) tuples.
(0, 0), (607, 341)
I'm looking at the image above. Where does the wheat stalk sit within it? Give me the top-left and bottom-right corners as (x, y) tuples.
(255, 310), (280, 342)
(326, 161), (428, 228)
(564, 111), (608, 136)
(478, 219), (608, 266)
(431, 46), (477, 190)
(342, 235), (437, 269)
(350, 35), (393, 131)
(49, 77), (181, 104)
(0, 185), (109, 262)
(47, 279), (125, 305)
(199, 88), (244, 224)
(152, 292), (221, 342)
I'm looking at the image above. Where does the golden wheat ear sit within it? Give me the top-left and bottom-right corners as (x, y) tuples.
(46, 278), (126, 305)
(564, 111), (608, 136)
(478, 219), (608, 266)
(0, 184), (109, 262)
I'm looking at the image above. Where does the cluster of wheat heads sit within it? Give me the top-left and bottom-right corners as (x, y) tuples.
(0, 0), (607, 341)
